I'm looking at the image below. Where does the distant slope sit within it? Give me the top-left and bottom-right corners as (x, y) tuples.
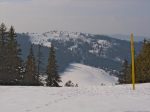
(61, 63), (118, 86)
(111, 34), (148, 42)
(17, 31), (142, 73)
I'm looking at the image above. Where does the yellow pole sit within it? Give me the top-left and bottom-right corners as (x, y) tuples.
(130, 33), (135, 90)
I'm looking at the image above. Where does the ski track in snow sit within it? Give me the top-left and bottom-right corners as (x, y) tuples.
(0, 84), (150, 112)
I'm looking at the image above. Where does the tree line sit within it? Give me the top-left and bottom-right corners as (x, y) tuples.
(119, 39), (150, 84)
(0, 23), (61, 86)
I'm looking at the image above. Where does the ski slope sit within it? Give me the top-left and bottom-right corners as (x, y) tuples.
(0, 84), (150, 112)
(61, 63), (118, 87)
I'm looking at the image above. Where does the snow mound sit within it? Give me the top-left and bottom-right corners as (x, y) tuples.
(61, 63), (118, 87)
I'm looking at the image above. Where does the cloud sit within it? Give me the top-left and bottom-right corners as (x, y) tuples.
(0, 0), (150, 37)
(0, 0), (31, 3)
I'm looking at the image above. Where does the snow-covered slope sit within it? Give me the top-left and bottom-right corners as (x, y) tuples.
(18, 31), (142, 73)
(61, 63), (118, 86)
(29, 33), (52, 47)
(0, 83), (150, 112)
(29, 31), (92, 42)
(28, 31), (111, 51)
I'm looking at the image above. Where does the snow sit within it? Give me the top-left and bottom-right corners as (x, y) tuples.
(28, 31), (112, 58)
(61, 63), (118, 87)
(68, 44), (78, 51)
(29, 33), (51, 47)
(97, 40), (108, 44)
(28, 31), (92, 47)
(0, 83), (150, 112)
(89, 40), (112, 56)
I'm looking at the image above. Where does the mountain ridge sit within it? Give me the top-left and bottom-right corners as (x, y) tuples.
(111, 34), (148, 42)
(16, 31), (143, 75)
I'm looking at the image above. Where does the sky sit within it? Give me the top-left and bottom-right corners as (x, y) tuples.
(0, 0), (150, 37)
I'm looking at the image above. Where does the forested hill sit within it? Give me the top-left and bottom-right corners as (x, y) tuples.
(17, 31), (143, 74)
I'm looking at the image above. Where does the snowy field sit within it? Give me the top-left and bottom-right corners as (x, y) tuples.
(61, 63), (118, 86)
(0, 83), (150, 112)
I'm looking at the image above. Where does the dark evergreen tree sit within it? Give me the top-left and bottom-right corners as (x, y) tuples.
(5, 26), (22, 84)
(119, 59), (130, 84)
(46, 45), (61, 87)
(37, 44), (44, 75)
(0, 23), (7, 47)
(0, 23), (8, 84)
(135, 39), (150, 83)
(23, 45), (40, 86)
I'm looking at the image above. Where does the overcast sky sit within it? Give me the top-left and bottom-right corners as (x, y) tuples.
(0, 0), (150, 37)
